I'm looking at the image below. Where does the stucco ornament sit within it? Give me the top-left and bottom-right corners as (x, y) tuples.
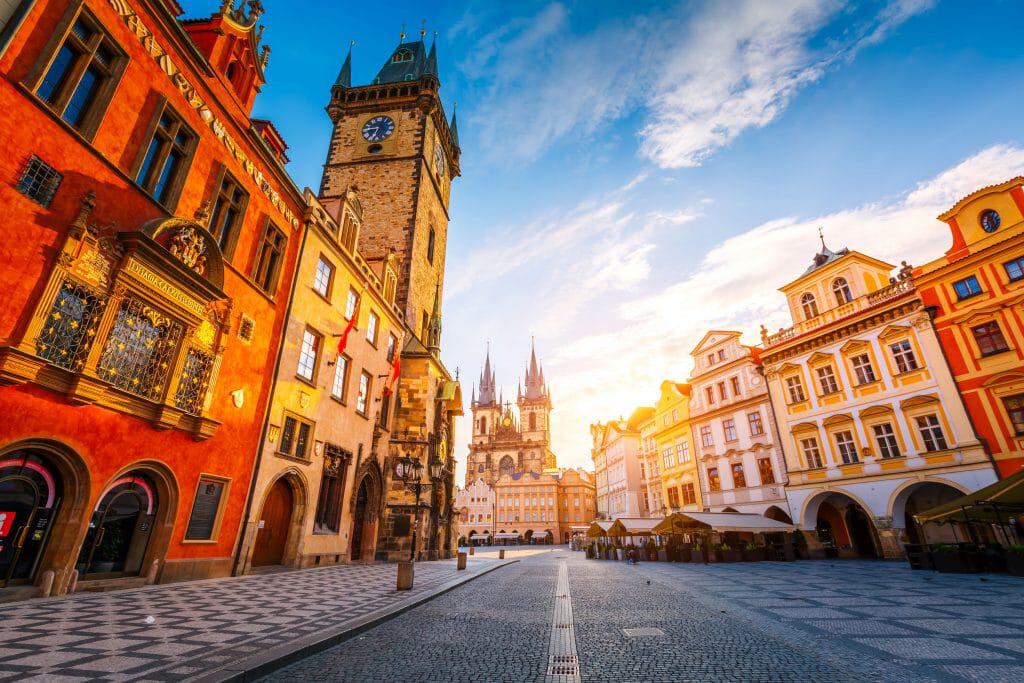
(169, 226), (208, 275)
(231, 388), (245, 408)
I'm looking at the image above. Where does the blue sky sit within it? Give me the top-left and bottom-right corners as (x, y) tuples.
(185, 0), (1024, 478)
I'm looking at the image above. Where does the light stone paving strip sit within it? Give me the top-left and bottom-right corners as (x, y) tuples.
(545, 560), (581, 682)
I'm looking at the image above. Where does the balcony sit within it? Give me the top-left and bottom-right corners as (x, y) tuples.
(763, 279), (915, 348)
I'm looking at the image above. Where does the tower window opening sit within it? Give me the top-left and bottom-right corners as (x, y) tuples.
(393, 49), (413, 63)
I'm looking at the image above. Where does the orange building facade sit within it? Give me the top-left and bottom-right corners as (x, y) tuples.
(0, 0), (303, 596)
(915, 178), (1024, 478)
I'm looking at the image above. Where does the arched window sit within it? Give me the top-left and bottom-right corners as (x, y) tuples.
(479, 416), (487, 434)
(529, 413), (537, 430)
(832, 278), (852, 305)
(800, 293), (819, 320)
(499, 455), (515, 477)
(427, 227), (435, 264)
(393, 49), (412, 63)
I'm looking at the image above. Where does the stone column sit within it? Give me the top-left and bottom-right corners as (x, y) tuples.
(874, 516), (905, 559)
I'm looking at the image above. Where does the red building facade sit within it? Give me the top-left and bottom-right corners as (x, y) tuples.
(915, 178), (1024, 478)
(0, 0), (304, 596)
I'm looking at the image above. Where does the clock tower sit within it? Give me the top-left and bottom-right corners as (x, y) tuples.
(320, 35), (460, 342)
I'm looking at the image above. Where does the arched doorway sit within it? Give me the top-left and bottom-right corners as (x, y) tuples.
(0, 451), (64, 588)
(809, 492), (879, 558)
(253, 478), (293, 567)
(894, 481), (968, 545)
(350, 476), (376, 561)
(76, 471), (158, 579)
(764, 506), (793, 524)
(845, 505), (879, 558)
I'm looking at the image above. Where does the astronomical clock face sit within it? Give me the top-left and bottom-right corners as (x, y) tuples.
(434, 142), (445, 176)
(362, 116), (395, 142)
(980, 209), (1001, 233)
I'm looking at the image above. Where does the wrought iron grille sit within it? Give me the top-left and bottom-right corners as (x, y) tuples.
(97, 297), (182, 401)
(36, 279), (106, 371)
(17, 155), (62, 207)
(174, 347), (214, 414)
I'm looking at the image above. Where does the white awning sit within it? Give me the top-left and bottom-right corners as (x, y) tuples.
(653, 511), (795, 534)
(531, 530), (549, 537)
(493, 532), (520, 539)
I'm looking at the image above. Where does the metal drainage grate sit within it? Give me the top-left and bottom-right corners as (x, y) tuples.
(545, 561), (581, 682)
(623, 627), (665, 637)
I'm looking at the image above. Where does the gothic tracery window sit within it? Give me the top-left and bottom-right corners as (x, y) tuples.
(96, 297), (183, 401)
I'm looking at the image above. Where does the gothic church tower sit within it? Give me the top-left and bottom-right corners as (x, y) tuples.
(320, 34), (460, 344)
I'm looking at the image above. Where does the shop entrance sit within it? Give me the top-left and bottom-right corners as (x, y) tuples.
(0, 452), (62, 588)
(76, 472), (157, 579)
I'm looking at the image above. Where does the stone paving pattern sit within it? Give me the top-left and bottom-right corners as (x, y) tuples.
(273, 549), (1024, 683)
(0, 558), (507, 682)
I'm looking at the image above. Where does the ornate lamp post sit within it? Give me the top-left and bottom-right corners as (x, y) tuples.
(394, 446), (444, 562)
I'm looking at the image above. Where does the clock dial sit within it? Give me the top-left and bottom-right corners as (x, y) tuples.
(980, 209), (1001, 233)
(361, 116), (395, 142)
(434, 143), (445, 177)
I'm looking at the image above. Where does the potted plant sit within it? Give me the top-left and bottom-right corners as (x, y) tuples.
(931, 544), (981, 574)
(1005, 545), (1024, 577)
(718, 543), (741, 563)
(657, 544), (669, 562)
(742, 543), (765, 562)
(615, 545), (625, 561)
(690, 546), (705, 563)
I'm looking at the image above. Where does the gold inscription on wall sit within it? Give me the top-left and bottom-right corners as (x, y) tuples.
(123, 259), (205, 317)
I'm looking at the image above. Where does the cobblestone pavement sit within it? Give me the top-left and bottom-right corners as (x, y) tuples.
(0, 556), (509, 682)
(271, 549), (1024, 683)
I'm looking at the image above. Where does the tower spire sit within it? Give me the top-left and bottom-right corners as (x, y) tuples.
(334, 40), (354, 90)
(427, 279), (442, 353)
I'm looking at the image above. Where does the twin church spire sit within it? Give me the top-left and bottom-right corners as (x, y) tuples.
(472, 341), (551, 408)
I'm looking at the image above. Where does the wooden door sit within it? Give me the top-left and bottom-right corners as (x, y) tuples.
(253, 479), (292, 567)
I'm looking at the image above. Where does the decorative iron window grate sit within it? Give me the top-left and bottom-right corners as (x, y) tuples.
(36, 279), (106, 371)
(238, 314), (255, 342)
(97, 297), (182, 401)
(174, 348), (214, 414)
(17, 156), (63, 207)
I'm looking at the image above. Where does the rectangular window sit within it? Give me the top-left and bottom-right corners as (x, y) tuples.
(331, 354), (349, 401)
(296, 328), (321, 382)
(314, 445), (350, 534)
(681, 483), (696, 505)
(707, 467), (721, 492)
(723, 419), (738, 442)
(677, 441), (690, 463)
(345, 288), (359, 320)
(209, 171), (248, 258)
(135, 105), (196, 208)
(731, 463), (746, 488)
(427, 226), (436, 264)
(387, 333), (398, 362)
(278, 415), (313, 459)
(706, 353), (715, 365)
(253, 222), (287, 294)
(953, 275), (983, 300)
(872, 423), (901, 459)
(700, 425), (714, 447)
(889, 340), (919, 373)
(785, 376), (806, 403)
(671, 408), (678, 422)
(757, 457), (775, 485)
(356, 370), (371, 415)
(816, 365), (839, 394)
(972, 321), (1010, 356)
(96, 297), (183, 401)
(916, 414), (948, 452)
(717, 349), (726, 361)
(851, 354), (876, 385)
(313, 256), (334, 298)
(730, 376), (741, 395)
(17, 156), (63, 207)
(33, 10), (125, 137)
(705, 386), (715, 404)
(1003, 394), (1024, 435)
(717, 382), (727, 400)
(184, 477), (227, 541)
(36, 279), (105, 371)
(748, 411), (764, 436)
(366, 311), (379, 345)
(801, 438), (824, 469)
(667, 487), (680, 508)
(662, 448), (674, 470)
(1004, 256), (1024, 283)
(834, 430), (859, 464)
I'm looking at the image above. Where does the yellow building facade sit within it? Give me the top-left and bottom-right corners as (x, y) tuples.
(653, 381), (702, 514)
(761, 243), (996, 559)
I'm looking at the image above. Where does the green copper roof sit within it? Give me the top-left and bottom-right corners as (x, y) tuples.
(373, 40), (432, 85)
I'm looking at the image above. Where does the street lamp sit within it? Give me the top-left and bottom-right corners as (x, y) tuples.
(394, 447), (445, 562)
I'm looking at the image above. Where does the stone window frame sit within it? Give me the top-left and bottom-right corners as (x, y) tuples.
(206, 165), (250, 261)
(24, 1), (129, 141)
(130, 96), (199, 212)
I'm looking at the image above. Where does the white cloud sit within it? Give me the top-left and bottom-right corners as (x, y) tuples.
(459, 0), (932, 169)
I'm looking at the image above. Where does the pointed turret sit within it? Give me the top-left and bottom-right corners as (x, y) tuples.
(425, 37), (438, 77)
(449, 107), (460, 150)
(428, 279), (442, 353)
(523, 339), (544, 400)
(477, 345), (497, 406)
(334, 42), (353, 91)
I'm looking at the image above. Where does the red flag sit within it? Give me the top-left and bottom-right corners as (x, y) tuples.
(337, 293), (360, 356)
(383, 349), (401, 397)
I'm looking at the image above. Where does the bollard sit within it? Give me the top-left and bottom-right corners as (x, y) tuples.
(397, 560), (414, 590)
(68, 569), (79, 594)
(145, 559), (160, 585)
(499, 549), (505, 560)
(469, 545), (475, 556)
(457, 552), (467, 570)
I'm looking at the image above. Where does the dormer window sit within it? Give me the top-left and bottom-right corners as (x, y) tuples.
(393, 49), (413, 63)
(800, 293), (819, 320)
(832, 277), (852, 305)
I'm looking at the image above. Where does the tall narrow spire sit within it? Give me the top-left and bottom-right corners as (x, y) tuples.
(523, 338), (545, 400)
(477, 344), (496, 406)
(428, 279), (442, 352)
(425, 33), (438, 77)
(334, 41), (353, 90)
(449, 102), (460, 150)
